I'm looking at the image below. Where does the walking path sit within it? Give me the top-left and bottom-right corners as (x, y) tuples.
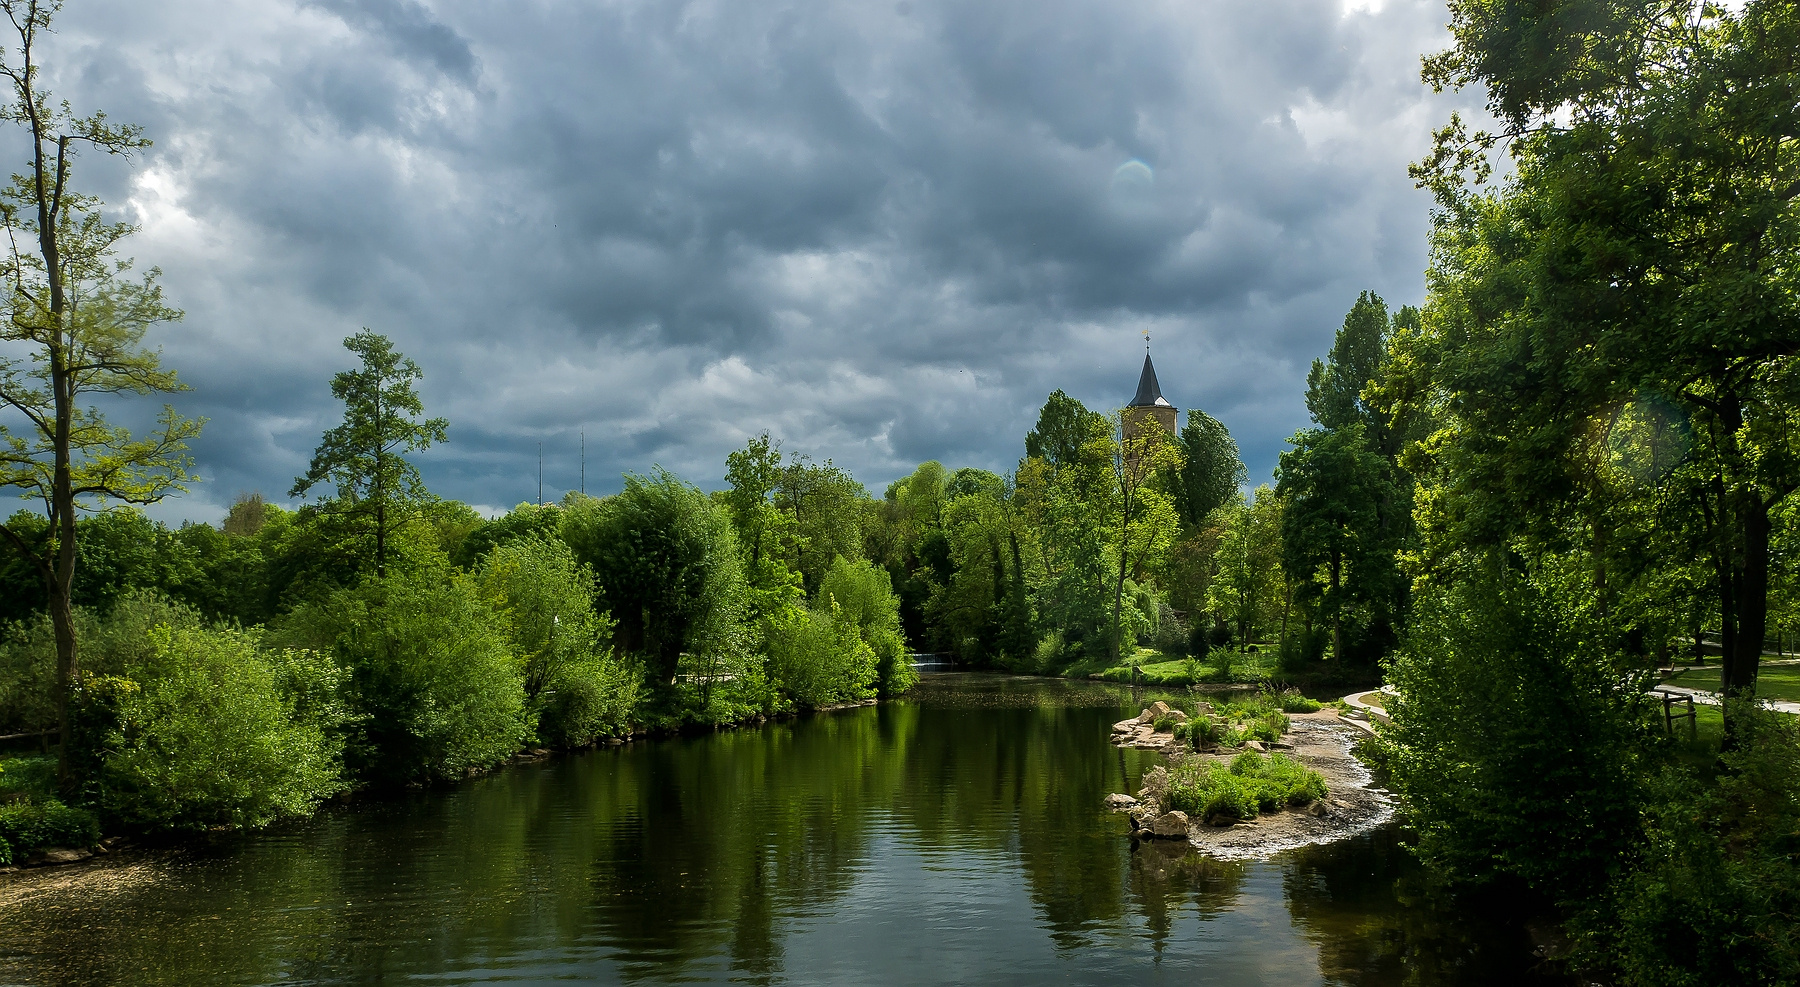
(1650, 682), (1800, 716)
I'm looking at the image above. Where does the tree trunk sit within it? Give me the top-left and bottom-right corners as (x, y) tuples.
(1722, 491), (1769, 705)
(1329, 548), (1343, 662)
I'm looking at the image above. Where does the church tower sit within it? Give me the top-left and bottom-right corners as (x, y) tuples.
(1125, 350), (1177, 441)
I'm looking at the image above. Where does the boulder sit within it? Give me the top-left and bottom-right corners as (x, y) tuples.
(1112, 719), (1136, 733)
(1104, 793), (1140, 812)
(1149, 701), (1172, 717)
(1168, 710), (1189, 724)
(1147, 811), (1191, 838)
(1136, 708), (1155, 724)
(1306, 800), (1330, 818)
(37, 848), (91, 865)
(1192, 702), (1215, 715)
(1243, 740), (1266, 753)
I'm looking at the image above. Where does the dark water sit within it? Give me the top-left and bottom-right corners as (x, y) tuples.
(0, 674), (1558, 985)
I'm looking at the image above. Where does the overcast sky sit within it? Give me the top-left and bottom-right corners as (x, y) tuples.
(24, 0), (1484, 522)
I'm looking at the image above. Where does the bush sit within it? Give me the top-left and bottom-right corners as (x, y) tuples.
(562, 472), (748, 686)
(1151, 714), (1179, 733)
(1585, 702), (1800, 986)
(818, 556), (916, 697)
(0, 798), (99, 861)
(1165, 752), (1326, 823)
(764, 601), (878, 709)
(1270, 686), (1322, 713)
(1383, 565), (1655, 897)
(275, 563), (530, 783)
(537, 653), (643, 747)
(86, 625), (348, 831)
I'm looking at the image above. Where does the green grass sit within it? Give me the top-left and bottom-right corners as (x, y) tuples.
(1085, 647), (1271, 686)
(1662, 662), (1800, 703)
(1165, 751), (1327, 823)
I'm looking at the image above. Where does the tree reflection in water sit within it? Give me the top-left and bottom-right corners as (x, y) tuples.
(0, 673), (1557, 986)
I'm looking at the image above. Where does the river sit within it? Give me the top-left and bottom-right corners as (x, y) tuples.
(0, 673), (1563, 985)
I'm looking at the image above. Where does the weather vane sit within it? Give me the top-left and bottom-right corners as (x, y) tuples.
(1143, 328), (1150, 352)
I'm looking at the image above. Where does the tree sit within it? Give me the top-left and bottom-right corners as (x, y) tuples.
(1278, 425), (1389, 662)
(774, 456), (865, 595)
(1169, 409), (1244, 530)
(0, 0), (202, 783)
(1110, 409), (1180, 662)
(562, 469), (746, 686)
(1411, 0), (1800, 722)
(290, 330), (448, 580)
(1026, 389), (1110, 474)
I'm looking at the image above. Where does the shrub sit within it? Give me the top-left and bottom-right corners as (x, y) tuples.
(1166, 759), (1257, 822)
(476, 535), (614, 707)
(818, 557), (915, 697)
(1165, 752), (1326, 824)
(88, 625), (348, 831)
(275, 563), (530, 783)
(764, 600), (878, 709)
(1270, 686), (1322, 713)
(1383, 565), (1654, 897)
(1175, 717), (1222, 749)
(562, 472), (748, 686)
(0, 796), (100, 862)
(1586, 702), (1800, 986)
(1151, 714), (1179, 733)
(537, 653), (643, 747)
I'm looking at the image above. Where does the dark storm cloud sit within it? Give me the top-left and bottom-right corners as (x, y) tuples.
(30, 0), (1482, 521)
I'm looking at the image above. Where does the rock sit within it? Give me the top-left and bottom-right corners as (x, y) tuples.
(1306, 800), (1329, 817)
(1204, 812), (1238, 827)
(1104, 793), (1140, 811)
(1147, 811), (1191, 838)
(1112, 719), (1136, 733)
(1192, 702), (1214, 715)
(1244, 740), (1266, 752)
(1149, 701), (1172, 717)
(1168, 710), (1189, 724)
(38, 848), (91, 865)
(1136, 708), (1155, 724)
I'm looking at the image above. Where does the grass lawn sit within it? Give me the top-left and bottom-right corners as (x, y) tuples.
(1662, 662), (1800, 703)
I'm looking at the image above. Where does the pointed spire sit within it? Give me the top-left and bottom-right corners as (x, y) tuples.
(1129, 352), (1172, 408)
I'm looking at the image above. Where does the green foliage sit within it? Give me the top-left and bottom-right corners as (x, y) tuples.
(1168, 409), (1245, 530)
(1577, 701), (1800, 985)
(289, 330), (449, 580)
(274, 562), (528, 784)
(1025, 389), (1110, 471)
(563, 470), (747, 686)
(818, 556), (915, 696)
(0, 796), (99, 863)
(763, 600), (877, 710)
(454, 503), (563, 570)
(1269, 687), (1322, 714)
(1165, 752), (1325, 823)
(87, 626), (347, 831)
(1383, 564), (1655, 898)
(536, 653), (643, 748)
(475, 535), (611, 705)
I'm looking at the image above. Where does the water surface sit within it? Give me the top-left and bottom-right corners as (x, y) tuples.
(0, 673), (1559, 985)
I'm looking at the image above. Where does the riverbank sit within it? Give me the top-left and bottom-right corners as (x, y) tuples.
(0, 696), (883, 875)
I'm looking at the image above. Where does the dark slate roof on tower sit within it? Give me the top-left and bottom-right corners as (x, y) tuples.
(1129, 353), (1174, 408)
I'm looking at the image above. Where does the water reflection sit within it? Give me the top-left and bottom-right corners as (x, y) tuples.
(0, 673), (1558, 985)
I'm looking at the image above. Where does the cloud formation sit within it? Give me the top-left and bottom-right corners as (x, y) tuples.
(25, 0), (1481, 520)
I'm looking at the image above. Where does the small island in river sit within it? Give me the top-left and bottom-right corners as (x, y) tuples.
(1106, 700), (1392, 859)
